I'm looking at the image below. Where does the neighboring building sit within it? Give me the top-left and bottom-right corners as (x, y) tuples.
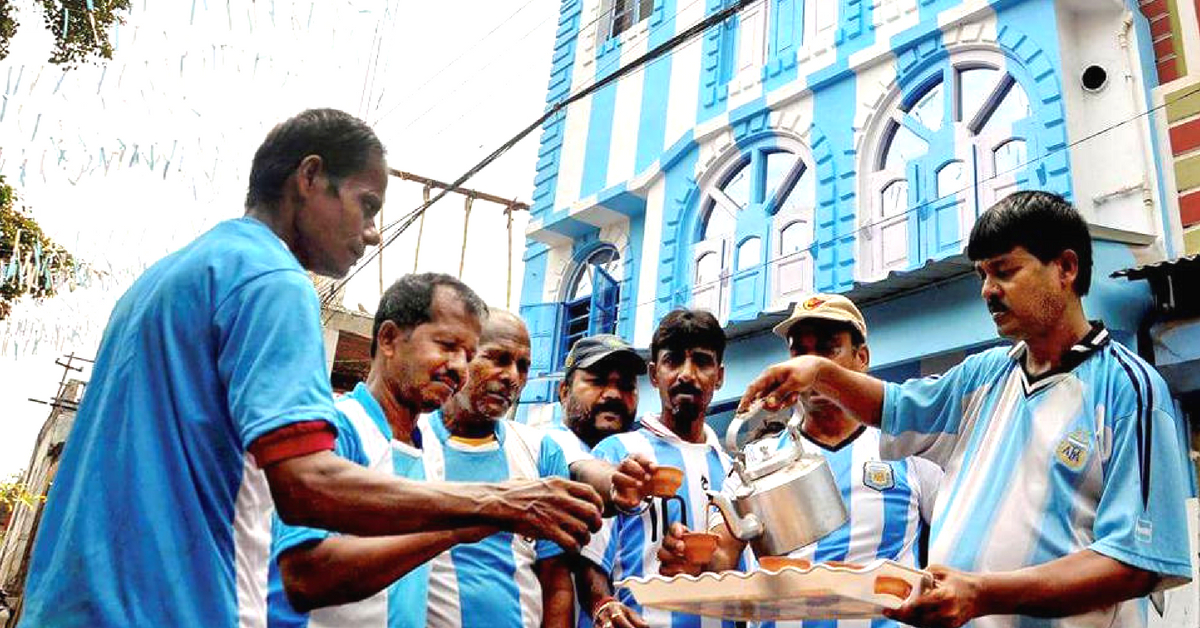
(313, 275), (373, 394)
(513, 0), (1200, 436)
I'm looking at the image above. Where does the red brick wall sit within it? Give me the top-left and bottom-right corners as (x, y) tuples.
(1143, 0), (1184, 83)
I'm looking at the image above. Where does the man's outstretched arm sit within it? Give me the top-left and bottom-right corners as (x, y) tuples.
(280, 526), (495, 611)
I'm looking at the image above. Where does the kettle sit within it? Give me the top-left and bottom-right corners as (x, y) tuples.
(706, 400), (848, 557)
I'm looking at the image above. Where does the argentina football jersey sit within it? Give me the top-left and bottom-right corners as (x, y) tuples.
(267, 383), (430, 628)
(419, 412), (572, 628)
(880, 324), (1196, 628)
(713, 424), (941, 628)
(592, 414), (752, 628)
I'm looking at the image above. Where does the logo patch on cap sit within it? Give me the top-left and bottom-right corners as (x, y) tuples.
(802, 296), (827, 311)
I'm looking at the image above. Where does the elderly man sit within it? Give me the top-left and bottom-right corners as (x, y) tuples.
(591, 310), (753, 628)
(17, 109), (602, 628)
(659, 295), (941, 628)
(740, 191), (1195, 628)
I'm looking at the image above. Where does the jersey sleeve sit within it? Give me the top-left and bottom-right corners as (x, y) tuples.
(215, 269), (338, 450)
(879, 351), (999, 466)
(1091, 389), (1195, 588)
(270, 414), (369, 561)
(534, 434), (572, 561)
(547, 429), (593, 467)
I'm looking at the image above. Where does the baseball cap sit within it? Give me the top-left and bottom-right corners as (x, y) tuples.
(563, 334), (647, 376)
(771, 294), (868, 340)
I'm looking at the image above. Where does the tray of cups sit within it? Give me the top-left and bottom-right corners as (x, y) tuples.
(617, 558), (930, 621)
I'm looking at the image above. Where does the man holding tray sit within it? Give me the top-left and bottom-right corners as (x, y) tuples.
(659, 294), (942, 628)
(738, 191), (1195, 628)
(590, 309), (754, 628)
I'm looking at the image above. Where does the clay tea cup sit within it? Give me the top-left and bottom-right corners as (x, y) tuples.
(680, 532), (720, 565)
(648, 466), (684, 497)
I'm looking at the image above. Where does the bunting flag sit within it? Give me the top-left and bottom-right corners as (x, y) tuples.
(1, 0), (407, 359)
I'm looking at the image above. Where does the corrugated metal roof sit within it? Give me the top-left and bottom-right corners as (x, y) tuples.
(1111, 254), (1200, 280)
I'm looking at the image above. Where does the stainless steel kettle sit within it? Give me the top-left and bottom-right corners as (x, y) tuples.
(706, 400), (848, 557)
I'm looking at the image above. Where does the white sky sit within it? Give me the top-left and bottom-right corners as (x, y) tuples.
(0, 0), (560, 476)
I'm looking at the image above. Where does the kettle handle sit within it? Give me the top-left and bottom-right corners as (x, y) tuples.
(726, 399), (802, 452)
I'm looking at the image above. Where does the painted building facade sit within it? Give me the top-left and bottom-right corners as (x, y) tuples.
(515, 0), (1200, 427)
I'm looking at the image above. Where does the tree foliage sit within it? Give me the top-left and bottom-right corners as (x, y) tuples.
(0, 0), (132, 67)
(0, 176), (77, 319)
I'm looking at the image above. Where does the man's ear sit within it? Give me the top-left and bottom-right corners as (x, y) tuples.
(558, 375), (570, 404)
(715, 364), (725, 391)
(855, 344), (870, 371)
(376, 320), (401, 358)
(295, 155), (325, 201)
(1057, 249), (1080, 292)
(648, 363), (660, 389)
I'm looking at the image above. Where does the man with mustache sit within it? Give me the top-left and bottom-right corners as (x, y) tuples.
(268, 319), (655, 628)
(590, 310), (753, 628)
(15, 109), (602, 628)
(549, 335), (652, 628)
(657, 295), (942, 628)
(739, 191), (1194, 628)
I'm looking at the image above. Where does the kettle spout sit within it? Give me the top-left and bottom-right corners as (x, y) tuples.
(706, 490), (763, 542)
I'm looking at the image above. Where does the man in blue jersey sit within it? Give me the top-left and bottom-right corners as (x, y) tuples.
(739, 191), (1195, 628)
(658, 295), (942, 628)
(265, 273), (505, 628)
(416, 310), (583, 628)
(16, 109), (603, 628)
(591, 309), (752, 628)
(553, 335), (652, 628)
(268, 322), (657, 628)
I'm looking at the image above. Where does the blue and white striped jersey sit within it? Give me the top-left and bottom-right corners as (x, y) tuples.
(267, 382), (429, 628)
(881, 324), (1196, 628)
(546, 422), (594, 465)
(713, 425), (941, 628)
(591, 414), (753, 628)
(420, 411), (571, 628)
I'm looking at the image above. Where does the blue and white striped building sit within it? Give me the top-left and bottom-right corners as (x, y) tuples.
(513, 0), (1192, 428)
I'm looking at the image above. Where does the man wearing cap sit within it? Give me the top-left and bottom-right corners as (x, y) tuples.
(552, 335), (653, 628)
(659, 294), (942, 628)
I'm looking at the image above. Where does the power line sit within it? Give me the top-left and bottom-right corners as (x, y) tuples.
(369, 0), (547, 127)
(320, 0), (764, 307)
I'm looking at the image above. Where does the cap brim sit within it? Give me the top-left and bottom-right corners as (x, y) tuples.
(575, 349), (647, 375)
(772, 312), (866, 339)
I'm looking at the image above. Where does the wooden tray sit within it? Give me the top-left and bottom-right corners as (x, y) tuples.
(616, 559), (930, 621)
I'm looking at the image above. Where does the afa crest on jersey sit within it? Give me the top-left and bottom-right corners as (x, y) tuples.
(1055, 430), (1091, 471)
(862, 461), (895, 491)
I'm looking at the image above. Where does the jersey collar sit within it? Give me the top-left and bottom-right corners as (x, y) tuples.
(1007, 321), (1111, 390)
(427, 409), (507, 446)
(639, 413), (720, 448)
(348, 382), (393, 442)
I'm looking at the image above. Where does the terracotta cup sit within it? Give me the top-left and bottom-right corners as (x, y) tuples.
(757, 556), (812, 571)
(648, 466), (684, 497)
(680, 532), (719, 565)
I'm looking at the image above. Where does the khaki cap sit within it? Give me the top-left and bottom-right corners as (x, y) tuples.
(771, 294), (867, 340)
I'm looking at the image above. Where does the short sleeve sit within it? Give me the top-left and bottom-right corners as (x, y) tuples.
(269, 414), (369, 561)
(591, 436), (626, 466)
(879, 351), (1000, 466)
(1091, 401), (1195, 588)
(215, 270), (338, 449)
(547, 429), (593, 467)
(272, 513), (331, 561)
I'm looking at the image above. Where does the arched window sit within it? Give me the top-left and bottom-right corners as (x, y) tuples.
(692, 143), (815, 323)
(560, 244), (621, 367)
(862, 55), (1035, 280)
